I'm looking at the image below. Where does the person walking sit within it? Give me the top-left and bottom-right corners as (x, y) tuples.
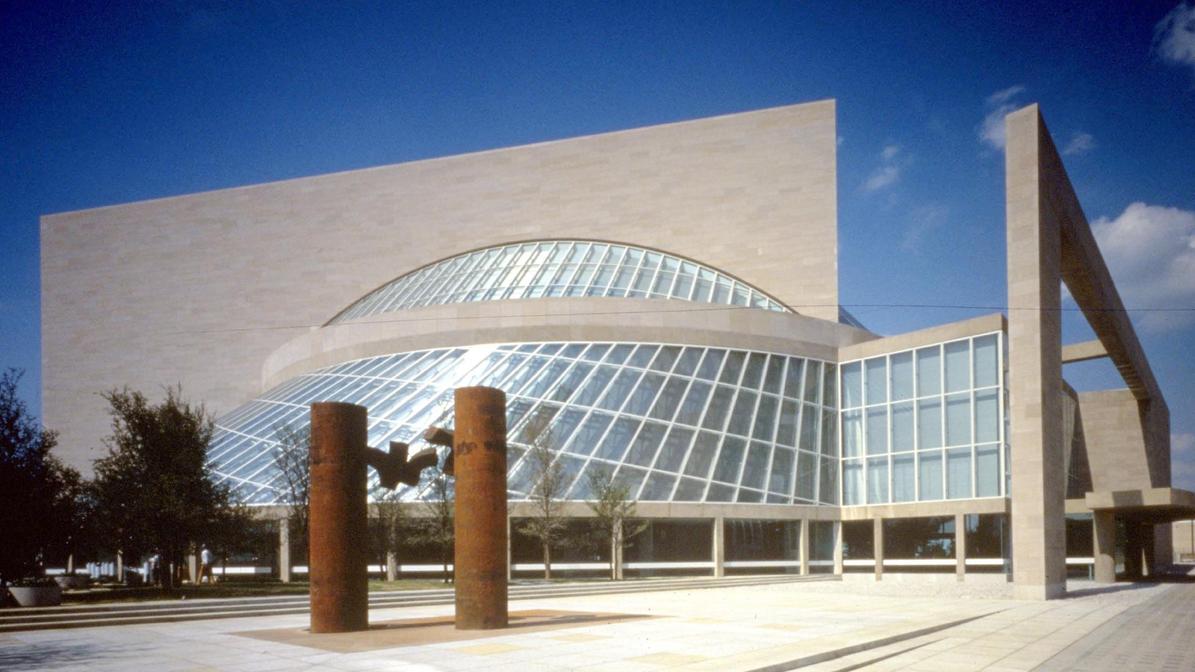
(198, 546), (215, 584)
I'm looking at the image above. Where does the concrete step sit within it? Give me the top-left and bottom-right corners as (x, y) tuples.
(1, 574), (835, 632)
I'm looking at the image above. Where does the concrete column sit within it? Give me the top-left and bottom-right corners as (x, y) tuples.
(386, 552), (398, 582)
(278, 520), (292, 583)
(832, 521), (844, 575)
(873, 518), (884, 580)
(309, 401), (369, 633)
(115, 551), (123, 583)
(453, 386), (509, 630)
(799, 519), (810, 576)
(187, 554), (198, 584)
(1005, 105), (1067, 600)
(1124, 522), (1143, 579)
(956, 514), (967, 581)
(1093, 510), (1116, 583)
(712, 516), (725, 578)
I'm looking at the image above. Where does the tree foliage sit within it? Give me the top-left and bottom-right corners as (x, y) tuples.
(517, 411), (568, 579)
(271, 423), (311, 563)
(0, 369), (82, 586)
(414, 457), (454, 583)
(90, 386), (250, 588)
(586, 467), (647, 580)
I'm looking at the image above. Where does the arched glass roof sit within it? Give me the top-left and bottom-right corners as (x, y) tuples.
(329, 240), (791, 323)
(210, 341), (839, 506)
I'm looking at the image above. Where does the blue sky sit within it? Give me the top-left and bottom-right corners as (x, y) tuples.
(2, 1), (1193, 484)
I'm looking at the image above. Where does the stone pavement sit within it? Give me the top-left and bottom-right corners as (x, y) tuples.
(0, 578), (1191, 672)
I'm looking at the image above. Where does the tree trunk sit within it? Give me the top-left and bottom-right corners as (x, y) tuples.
(609, 529), (618, 580)
(543, 542), (551, 580)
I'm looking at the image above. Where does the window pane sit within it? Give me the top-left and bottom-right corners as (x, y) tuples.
(841, 361), (862, 408)
(946, 393), (971, 446)
(740, 442), (769, 489)
(623, 372), (662, 416)
(741, 353), (767, 388)
(973, 334), (999, 388)
(769, 447), (795, 496)
(890, 352), (914, 401)
(763, 356), (784, 395)
(868, 457), (889, 504)
(695, 349), (726, 381)
(864, 357), (887, 405)
(944, 340), (970, 393)
(640, 472), (677, 501)
(919, 451), (943, 500)
(843, 460), (864, 505)
(819, 456), (839, 505)
(713, 437), (746, 483)
(726, 390), (757, 437)
(974, 389), (999, 444)
(891, 402), (914, 452)
(976, 444), (1001, 497)
(803, 361), (822, 404)
(785, 358), (806, 399)
(866, 407), (888, 455)
(649, 377), (688, 422)
(624, 422), (667, 467)
(654, 426), (693, 472)
(701, 386), (735, 431)
(916, 346), (941, 397)
(947, 448), (972, 499)
(683, 431), (719, 478)
(777, 399), (799, 447)
(752, 394), (778, 442)
(821, 409), (838, 457)
(892, 454), (915, 502)
(675, 381), (711, 426)
(719, 351), (745, 384)
(918, 398), (942, 450)
(843, 409), (862, 457)
(567, 413), (613, 456)
(796, 450), (818, 501)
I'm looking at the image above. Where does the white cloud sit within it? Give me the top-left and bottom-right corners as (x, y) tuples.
(1062, 131), (1096, 156)
(902, 203), (950, 251)
(1092, 202), (1195, 331)
(862, 144), (905, 192)
(1154, 2), (1195, 75)
(978, 85), (1026, 151)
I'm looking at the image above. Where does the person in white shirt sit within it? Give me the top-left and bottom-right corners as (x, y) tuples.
(198, 546), (215, 584)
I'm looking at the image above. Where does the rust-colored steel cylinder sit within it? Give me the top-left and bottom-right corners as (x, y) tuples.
(308, 402), (370, 633)
(453, 386), (509, 630)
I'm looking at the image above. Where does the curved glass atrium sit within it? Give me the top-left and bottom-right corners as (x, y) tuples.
(330, 240), (791, 323)
(209, 342), (838, 506)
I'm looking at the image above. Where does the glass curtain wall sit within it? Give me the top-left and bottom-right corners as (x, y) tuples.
(840, 332), (1005, 506)
(331, 240), (791, 323)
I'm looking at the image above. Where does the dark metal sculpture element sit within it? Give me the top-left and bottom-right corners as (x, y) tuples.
(364, 441), (438, 489)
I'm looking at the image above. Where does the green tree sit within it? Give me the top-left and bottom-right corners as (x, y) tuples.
(415, 458), (454, 584)
(586, 467), (647, 580)
(517, 412), (567, 579)
(371, 485), (409, 581)
(271, 423), (311, 565)
(90, 386), (250, 589)
(0, 369), (83, 588)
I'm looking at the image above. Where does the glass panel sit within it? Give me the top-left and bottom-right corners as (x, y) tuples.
(597, 369), (640, 411)
(650, 345), (681, 372)
(823, 363), (837, 409)
(655, 426), (693, 472)
(799, 403), (820, 452)
(916, 346), (941, 397)
(741, 353), (767, 388)
(843, 460), (864, 505)
(867, 457), (889, 504)
(628, 344), (657, 369)
(842, 409), (863, 457)
(803, 361), (822, 404)
(946, 393), (971, 446)
(947, 448), (972, 499)
(596, 417), (639, 461)
(719, 351), (746, 384)
(974, 389), (999, 444)
(675, 381), (711, 426)
(763, 356), (784, 395)
(819, 456), (839, 504)
(768, 447), (795, 496)
(777, 399), (799, 447)
(707, 483), (735, 502)
(821, 409), (838, 456)
(918, 398), (942, 450)
(726, 390), (757, 437)
(673, 347), (702, 376)
(918, 451), (943, 500)
(865, 407), (887, 455)
(740, 442), (769, 490)
(683, 431), (720, 478)
(784, 358), (805, 399)
(974, 334), (999, 388)
(976, 444), (1000, 497)
(624, 422), (667, 467)
(892, 454), (915, 502)
(752, 394), (778, 442)
(640, 472), (677, 500)
(796, 450), (817, 501)
(566, 413), (613, 456)
(673, 478), (706, 501)
(842, 361), (862, 408)
(712, 436), (746, 483)
(695, 349), (726, 381)
(944, 340), (970, 393)
(890, 352), (913, 401)
(649, 377), (688, 422)
(623, 372), (663, 416)
(864, 357), (887, 405)
(891, 402), (914, 452)
(702, 385), (735, 431)
(605, 343), (635, 365)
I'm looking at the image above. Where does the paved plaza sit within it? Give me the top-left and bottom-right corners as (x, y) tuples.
(0, 578), (1190, 671)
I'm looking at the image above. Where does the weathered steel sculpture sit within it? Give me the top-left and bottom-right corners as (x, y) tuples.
(306, 386), (509, 634)
(308, 401), (438, 633)
(426, 387), (509, 630)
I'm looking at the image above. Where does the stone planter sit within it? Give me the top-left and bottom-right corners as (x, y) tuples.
(8, 586), (63, 607)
